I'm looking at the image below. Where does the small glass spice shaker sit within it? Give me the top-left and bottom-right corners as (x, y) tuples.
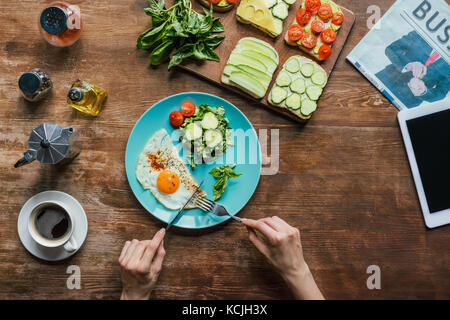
(18, 69), (53, 102)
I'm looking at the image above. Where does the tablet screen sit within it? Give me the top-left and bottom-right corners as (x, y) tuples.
(406, 109), (450, 214)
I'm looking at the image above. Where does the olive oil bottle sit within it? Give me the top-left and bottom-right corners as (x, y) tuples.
(67, 80), (107, 116)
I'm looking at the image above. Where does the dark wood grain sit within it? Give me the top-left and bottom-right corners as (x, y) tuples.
(0, 0), (449, 300)
(179, 0), (355, 122)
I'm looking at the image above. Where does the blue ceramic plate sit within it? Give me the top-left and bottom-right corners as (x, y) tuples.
(125, 92), (261, 229)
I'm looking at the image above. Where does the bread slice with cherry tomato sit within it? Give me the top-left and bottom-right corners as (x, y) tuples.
(197, 0), (238, 12)
(284, 0), (344, 61)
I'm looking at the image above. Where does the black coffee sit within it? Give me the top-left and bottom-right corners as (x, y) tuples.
(34, 205), (70, 240)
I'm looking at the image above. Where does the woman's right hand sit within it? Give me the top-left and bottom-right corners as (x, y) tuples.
(242, 217), (324, 300)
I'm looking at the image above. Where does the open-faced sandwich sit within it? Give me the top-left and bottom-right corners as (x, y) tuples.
(197, 0), (239, 12)
(222, 37), (279, 99)
(268, 55), (327, 120)
(236, 0), (297, 37)
(285, 0), (344, 61)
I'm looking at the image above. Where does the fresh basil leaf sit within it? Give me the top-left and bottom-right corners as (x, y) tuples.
(149, 40), (174, 65)
(168, 43), (195, 69)
(211, 19), (224, 33)
(213, 176), (228, 201)
(204, 34), (225, 48)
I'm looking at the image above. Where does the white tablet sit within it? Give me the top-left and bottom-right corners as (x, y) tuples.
(398, 102), (450, 229)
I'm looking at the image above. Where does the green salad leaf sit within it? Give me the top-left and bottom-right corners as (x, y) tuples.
(137, 0), (225, 69)
(209, 164), (242, 201)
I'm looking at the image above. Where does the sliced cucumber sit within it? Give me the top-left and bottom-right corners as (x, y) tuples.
(270, 86), (288, 104)
(283, 0), (296, 4)
(313, 43), (321, 55)
(290, 78), (306, 94)
(236, 65), (271, 87)
(241, 50), (278, 74)
(311, 69), (327, 87)
(331, 23), (341, 31)
(285, 93), (301, 110)
(300, 98), (317, 116)
(306, 85), (323, 101)
(272, 2), (289, 20)
(239, 38), (278, 62)
(204, 129), (223, 148)
(264, 0), (278, 8)
(276, 70), (292, 87)
(300, 62), (314, 77)
(223, 64), (237, 77)
(185, 122), (202, 141)
(228, 53), (267, 73)
(285, 57), (300, 73)
(201, 112), (219, 129)
(230, 71), (266, 99)
(272, 18), (283, 36)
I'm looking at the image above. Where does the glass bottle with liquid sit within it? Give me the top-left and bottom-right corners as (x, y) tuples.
(67, 80), (107, 116)
(39, 1), (82, 47)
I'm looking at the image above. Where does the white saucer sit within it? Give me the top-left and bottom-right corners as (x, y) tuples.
(18, 191), (88, 262)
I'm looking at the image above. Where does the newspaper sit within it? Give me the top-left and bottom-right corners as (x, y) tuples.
(347, 0), (450, 110)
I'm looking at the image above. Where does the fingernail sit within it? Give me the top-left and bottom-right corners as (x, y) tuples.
(159, 228), (165, 234)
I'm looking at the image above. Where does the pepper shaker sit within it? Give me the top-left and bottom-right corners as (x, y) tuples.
(18, 69), (53, 102)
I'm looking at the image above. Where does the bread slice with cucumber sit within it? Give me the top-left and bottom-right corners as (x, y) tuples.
(221, 37), (279, 99)
(268, 55), (327, 120)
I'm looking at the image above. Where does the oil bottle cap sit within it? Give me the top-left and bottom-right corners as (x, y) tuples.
(40, 6), (68, 35)
(18, 72), (41, 95)
(68, 87), (84, 102)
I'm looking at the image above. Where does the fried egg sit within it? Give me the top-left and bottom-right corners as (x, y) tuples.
(136, 129), (206, 210)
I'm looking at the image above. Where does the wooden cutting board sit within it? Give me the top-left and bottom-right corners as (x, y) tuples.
(177, 0), (355, 122)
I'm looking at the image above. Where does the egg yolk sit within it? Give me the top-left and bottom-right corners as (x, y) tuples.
(157, 170), (180, 194)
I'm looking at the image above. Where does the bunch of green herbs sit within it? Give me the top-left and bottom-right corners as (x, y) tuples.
(137, 0), (225, 69)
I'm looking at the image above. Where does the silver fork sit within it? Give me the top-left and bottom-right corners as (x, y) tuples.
(195, 196), (241, 222)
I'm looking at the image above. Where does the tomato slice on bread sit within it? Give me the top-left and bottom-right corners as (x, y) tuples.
(318, 44), (332, 60)
(305, 0), (321, 15)
(332, 12), (344, 25)
(301, 32), (317, 49)
(288, 24), (304, 42)
(226, 0), (239, 3)
(320, 28), (337, 44)
(296, 8), (312, 25)
(311, 19), (325, 33)
(318, 3), (332, 21)
(208, 0), (222, 4)
(169, 111), (184, 127)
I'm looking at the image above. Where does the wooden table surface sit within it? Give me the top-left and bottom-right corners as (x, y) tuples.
(1, 0), (449, 300)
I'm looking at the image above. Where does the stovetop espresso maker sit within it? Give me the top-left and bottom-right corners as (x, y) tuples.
(15, 123), (81, 168)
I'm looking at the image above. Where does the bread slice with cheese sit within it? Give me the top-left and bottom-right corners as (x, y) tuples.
(236, 0), (297, 38)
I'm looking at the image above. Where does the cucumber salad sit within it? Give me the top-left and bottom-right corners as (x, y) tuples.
(169, 102), (232, 167)
(268, 55), (327, 119)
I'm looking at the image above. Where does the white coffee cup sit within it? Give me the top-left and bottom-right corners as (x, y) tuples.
(28, 200), (78, 252)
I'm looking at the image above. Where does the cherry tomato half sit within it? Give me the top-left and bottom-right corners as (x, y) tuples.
(226, 0), (239, 3)
(305, 0), (321, 15)
(318, 44), (332, 60)
(318, 3), (332, 21)
(288, 24), (304, 42)
(296, 9), (312, 25)
(320, 28), (337, 44)
(208, 0), (222, 4)
(169, 111), (184, 127)
(301, 32), (318, 49)
(311, 19), (325, 33)
(181, 100), (196, 117)
(332, 12), (344, 25)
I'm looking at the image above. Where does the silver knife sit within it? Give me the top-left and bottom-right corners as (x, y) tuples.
(166, 179), (204, 231)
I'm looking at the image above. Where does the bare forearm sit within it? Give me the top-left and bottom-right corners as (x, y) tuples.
(282, 263), (324, 300)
